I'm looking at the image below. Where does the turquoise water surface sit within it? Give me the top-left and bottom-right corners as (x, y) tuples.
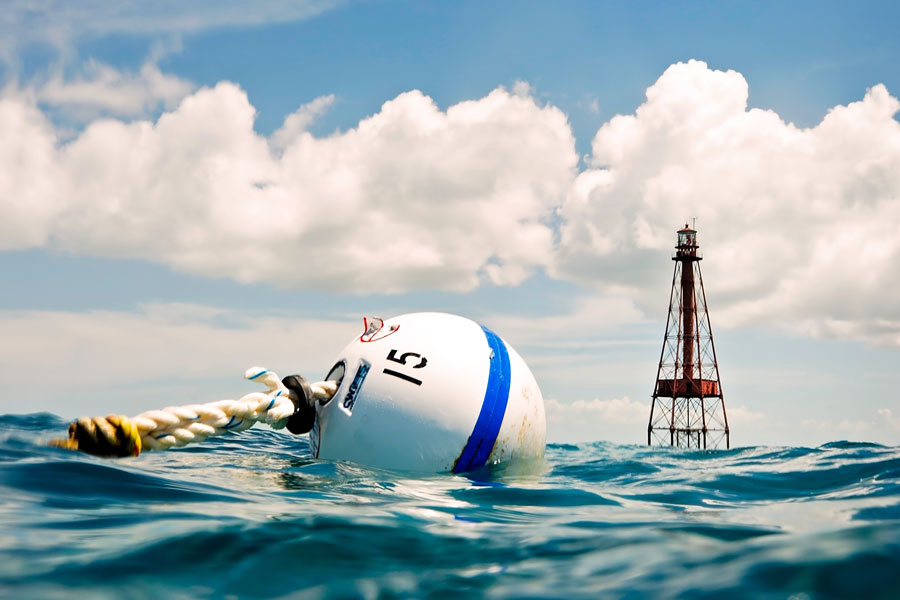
(1, 413), (898, 599)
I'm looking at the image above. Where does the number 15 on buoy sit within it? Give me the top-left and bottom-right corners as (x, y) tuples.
(311, 312), (547, 472)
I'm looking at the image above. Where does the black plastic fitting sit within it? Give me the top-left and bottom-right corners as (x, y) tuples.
(281, 375), (317, 435)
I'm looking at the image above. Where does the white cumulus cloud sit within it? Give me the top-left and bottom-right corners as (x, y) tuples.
(270, 94), (336, 152)
(554, 59), (900, 345)
(3, 59), (900, 348)
(33, 60), (195, 119)
(0, 81), (577, 293)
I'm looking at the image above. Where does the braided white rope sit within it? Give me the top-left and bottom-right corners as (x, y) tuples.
(132, 367), (337, 451)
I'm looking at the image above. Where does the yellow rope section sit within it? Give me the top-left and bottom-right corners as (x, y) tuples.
(51, 415), (142, 457)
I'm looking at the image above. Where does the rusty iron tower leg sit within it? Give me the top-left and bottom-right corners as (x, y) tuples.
(647, 225), (730, 449)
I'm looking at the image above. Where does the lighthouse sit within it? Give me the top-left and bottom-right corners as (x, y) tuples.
(648, 224), (730, 449)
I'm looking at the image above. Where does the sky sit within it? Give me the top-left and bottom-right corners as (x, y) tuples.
(1, 0), (899, 447)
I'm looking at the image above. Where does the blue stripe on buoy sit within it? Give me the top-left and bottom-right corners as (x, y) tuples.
(453, 325), (511, 473)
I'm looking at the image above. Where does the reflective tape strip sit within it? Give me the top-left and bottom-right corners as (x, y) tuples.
(453, 325), (511, 472)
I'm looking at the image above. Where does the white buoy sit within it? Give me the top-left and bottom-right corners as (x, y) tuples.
(310, 312), (546, 472)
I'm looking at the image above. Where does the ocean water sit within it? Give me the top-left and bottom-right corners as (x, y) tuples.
(1, 414), (898, 599)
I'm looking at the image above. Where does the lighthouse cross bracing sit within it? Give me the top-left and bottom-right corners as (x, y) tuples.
(648, 225), (730, 449)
